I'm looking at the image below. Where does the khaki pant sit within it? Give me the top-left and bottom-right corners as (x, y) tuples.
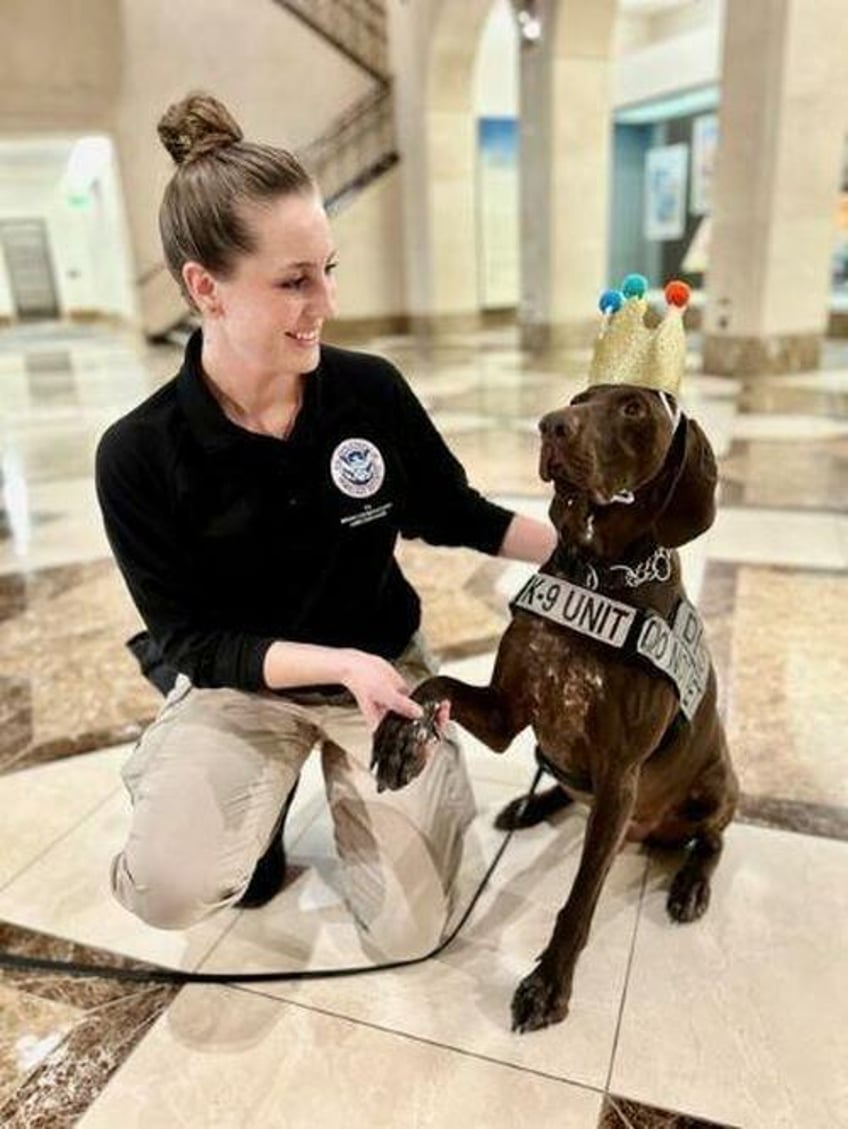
(112, 634), (476, 959)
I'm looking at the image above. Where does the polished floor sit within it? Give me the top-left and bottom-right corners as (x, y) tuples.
(0, 320), (846, 1128)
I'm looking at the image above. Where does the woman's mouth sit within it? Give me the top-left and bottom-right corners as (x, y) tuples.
(286, 329), (320, 347)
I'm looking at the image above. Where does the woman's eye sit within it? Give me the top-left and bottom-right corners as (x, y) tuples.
(280, 277), (306, 290)
(325, 261), (338, 276)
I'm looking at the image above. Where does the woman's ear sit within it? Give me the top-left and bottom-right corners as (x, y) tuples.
(653, 418), (718, 548)
(182, 261), (221, 316)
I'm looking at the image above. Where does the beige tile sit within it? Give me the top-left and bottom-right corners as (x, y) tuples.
(0, 746), (127, 889)
(0, 788), (234, 970)
(78, 983), (604, 1129)
(610, 823), (848, 1129)
(710, 507), (847, 569)
(200, 776), (647, 1090)
(728, 567), (848, 805)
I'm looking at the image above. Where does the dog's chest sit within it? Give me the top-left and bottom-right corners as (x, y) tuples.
(515, 623), (607, 745)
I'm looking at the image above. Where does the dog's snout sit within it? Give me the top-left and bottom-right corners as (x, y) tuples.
(539, 410), (575, 440)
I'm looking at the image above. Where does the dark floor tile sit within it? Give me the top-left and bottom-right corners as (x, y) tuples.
(737, 793), (848, 841)
(0, 922), (180, 1128)
(600, 1094), (741, 1128)
(0, 571), (28, 620)
(698, 560), (738, 724)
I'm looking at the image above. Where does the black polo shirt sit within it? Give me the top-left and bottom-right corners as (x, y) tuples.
(95, 332), (513, 691)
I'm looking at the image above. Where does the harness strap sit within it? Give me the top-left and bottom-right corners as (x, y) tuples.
(511, 571), (709, 721)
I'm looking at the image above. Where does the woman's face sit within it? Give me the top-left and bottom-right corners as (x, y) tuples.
(199, 190), (338, 378)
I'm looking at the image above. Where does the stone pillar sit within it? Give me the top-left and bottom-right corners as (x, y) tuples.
(518, 0), (616, 350)
(703, 0), (848, 375)
(388, 0), (492, 337)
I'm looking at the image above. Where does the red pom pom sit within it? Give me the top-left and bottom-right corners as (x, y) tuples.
(665, 280), (690, 308)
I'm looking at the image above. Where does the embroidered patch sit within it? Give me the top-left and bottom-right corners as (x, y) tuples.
(330, 438), (386, 498)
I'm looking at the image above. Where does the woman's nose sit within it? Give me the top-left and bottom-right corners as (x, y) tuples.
(311, 275), (337, 320)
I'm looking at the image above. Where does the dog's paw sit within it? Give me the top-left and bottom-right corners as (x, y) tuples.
(371, 701), (447, 792)
(510, 967), (569, 1033)
(667, 866), (711, 923)
(494, 786), (574, 831)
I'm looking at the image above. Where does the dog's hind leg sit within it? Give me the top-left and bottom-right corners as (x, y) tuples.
(494, 785), (573, 830)
(666, 750), (739, 923)
(666, 824), (725, 923)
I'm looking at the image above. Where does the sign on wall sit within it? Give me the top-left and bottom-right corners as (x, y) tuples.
(644, 143), (688, 242)
(690, 113), (718, 216)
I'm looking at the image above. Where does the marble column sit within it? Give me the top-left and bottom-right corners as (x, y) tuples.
(518, 0), (616, 350)
(388, 0), (492, 337)
(703, 0), (848, 375)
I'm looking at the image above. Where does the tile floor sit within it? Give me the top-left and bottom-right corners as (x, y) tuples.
(0, 321), (846, 1128)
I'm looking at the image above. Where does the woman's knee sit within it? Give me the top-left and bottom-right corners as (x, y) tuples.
(110, 849), (241, 931)
(355, 894), (450, 962)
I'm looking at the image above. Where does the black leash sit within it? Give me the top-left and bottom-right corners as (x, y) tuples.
(0, 766), (545, 985)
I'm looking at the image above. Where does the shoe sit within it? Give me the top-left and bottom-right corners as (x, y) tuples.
(234, 778), (299, 909)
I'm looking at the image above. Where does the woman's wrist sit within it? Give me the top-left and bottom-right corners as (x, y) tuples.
(263, 640), (353, 690)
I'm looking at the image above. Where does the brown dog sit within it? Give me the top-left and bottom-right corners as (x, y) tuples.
(372, 383), (738, 1033)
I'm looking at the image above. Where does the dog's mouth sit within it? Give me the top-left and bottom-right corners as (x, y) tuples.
(540, 441), (634, 507)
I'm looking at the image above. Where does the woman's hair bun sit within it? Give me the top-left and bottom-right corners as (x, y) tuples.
(158, 93), (244, 166)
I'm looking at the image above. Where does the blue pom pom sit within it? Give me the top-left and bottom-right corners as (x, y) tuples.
(599, 288), (624, 314)
(621, 273), (648, 299)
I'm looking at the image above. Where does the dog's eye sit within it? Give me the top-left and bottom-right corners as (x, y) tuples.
(621, 399), (644, 418)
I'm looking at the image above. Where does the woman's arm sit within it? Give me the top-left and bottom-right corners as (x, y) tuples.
(263, 641), (423, 730)
(497, 513), (557, 565)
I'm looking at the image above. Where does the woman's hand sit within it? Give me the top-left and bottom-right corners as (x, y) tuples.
(337, 649), (424, 731)
(263, 641), (423, 730)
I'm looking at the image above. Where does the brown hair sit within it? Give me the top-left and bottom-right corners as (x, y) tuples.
(157, 93), (315, 300)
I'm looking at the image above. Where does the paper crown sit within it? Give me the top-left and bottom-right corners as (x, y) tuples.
(588, 274), (690, 397)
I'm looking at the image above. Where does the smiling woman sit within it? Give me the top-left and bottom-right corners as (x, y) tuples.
(93, 90), (555, 962)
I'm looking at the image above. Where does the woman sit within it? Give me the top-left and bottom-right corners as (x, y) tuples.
(96, 94), (556, 959)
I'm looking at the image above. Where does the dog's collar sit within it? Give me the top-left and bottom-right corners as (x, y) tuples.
(553, 544), (673, 592)
(658, 391), (682, 432)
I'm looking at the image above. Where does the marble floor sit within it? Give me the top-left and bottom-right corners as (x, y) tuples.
(0, 320), (846, 1128)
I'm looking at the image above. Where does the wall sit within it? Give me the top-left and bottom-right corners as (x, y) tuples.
(115, 0), (373, 277)
(469, 0), (723, 116)
(0, 0), (120, 133)
(330, 165), (406, 321)
(614, 22), (721, 108)
(114, 0), (409, 327)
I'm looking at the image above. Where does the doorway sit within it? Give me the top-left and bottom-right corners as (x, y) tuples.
(0, 219), (60, 321)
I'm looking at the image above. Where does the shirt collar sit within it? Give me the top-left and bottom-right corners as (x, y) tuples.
(176, 329), (326, 453)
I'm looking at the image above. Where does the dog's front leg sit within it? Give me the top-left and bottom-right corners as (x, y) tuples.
(372, 675), (523, 793)
(511, 763), (640, 1033)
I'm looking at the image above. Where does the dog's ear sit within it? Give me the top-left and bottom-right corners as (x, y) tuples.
(652, 418), (718, 548)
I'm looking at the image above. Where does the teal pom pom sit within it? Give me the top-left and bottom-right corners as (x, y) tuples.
(599, 289), (624, 314)
(621, 273), (648, 299)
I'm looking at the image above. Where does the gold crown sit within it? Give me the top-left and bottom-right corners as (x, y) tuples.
(588, 275), (690, 397)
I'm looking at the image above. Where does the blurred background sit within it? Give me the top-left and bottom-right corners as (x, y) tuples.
(0, 3), (845, 1128)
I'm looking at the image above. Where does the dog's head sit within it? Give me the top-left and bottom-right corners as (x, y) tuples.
(539, 383), (717, 556)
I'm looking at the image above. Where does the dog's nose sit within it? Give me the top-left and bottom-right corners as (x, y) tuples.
(539, 410), (574, 439)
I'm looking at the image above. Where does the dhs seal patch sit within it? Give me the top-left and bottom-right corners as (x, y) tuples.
(330, 438), (385, 498)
